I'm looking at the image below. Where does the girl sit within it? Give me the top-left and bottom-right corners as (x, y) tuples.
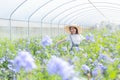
(56, 25), (85, 51)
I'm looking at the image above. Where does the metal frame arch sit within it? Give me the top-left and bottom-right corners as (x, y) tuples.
(9, 0), (27, 40)
(58, 7), (95, 26)
(6, 1), (120, 39)
(58, 6), (120, 25)
(40, 0), (74, 23)
(91, 2), (120, 7)
(67, 11), (98, 25)
(40, 0), (74, 37)
(27, 0), (53, 38)
(69, 7), (120, 26)
(57, 7), (93, 34)
(87, 1), (120, 21)
(53, 2), (120, 26)
(68, 12), (100, 25)
(48, 2), (90, 36)
(64, 5), (120, 25)
(61, 2), (120, 26)
(88, 0), (107, 19)
(50, 3), (90, 25)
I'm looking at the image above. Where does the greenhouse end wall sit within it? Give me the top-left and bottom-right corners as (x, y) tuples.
(0, 19), (65, 39)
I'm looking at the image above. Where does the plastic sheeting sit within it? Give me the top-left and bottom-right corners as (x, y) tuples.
(0, 0), (120, 26)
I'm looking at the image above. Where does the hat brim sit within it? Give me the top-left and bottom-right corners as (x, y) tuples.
(64, 25), (82, 34)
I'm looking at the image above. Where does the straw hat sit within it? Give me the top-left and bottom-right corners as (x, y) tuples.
(64, 25), (82, 34)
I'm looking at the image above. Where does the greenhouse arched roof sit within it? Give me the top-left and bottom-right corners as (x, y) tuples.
(0, 0), (120, 27)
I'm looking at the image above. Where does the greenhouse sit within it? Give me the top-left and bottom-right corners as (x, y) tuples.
(0, 0), (120, 80)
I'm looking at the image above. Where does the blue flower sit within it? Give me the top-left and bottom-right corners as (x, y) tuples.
(118, 64), (120, 69)
(62, 47), (67, 51)
(85, 33), (95, 42)
(41, 36), (52, 47)
(88, 58), (93, 63)
(98, 54), (114, 63)
(81, 64), (90, 74)
(70, 51), (74, 55)
(98, 64), (107, 74)
(92, 68), (98, 77)
(98, 54), (107, 60)
(92, 64), (107, 78)
(13, 51), (36, 72)
(47, 56), (75, 80)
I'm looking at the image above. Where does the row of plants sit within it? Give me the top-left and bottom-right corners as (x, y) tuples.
(0, 27), (120, 80)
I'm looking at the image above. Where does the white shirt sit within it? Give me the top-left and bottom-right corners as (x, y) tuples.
(67, 34), (85, 47)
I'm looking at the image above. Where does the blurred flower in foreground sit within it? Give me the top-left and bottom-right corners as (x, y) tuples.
(47, 56), (75, 80)
(41, 35), (52, 47)
(71, 77), (79, 80)
(13, 51), (36, 72)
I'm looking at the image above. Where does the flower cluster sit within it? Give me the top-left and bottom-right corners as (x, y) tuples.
(13, 51), (36, 72)
(47, 56), (75, 80)
(41, 35), (52, 47)
(92, 64), (107, 77)
(85, 33), (95, 42)
(81, 64), (90, 74)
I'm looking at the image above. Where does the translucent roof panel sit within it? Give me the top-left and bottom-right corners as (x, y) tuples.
(12, 0), (53, 21)
(90, 0), (120, 24)
(0, 0), (120, 26)
(30, 0), (89, 22)
(0, 0), (25, 18)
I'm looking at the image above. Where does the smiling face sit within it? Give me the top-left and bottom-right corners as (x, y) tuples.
(69, 26), (78, 34)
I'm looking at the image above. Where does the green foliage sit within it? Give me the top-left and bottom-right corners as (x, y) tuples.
(0, 28), (120, 80)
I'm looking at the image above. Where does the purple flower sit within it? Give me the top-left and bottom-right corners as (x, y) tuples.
(81, 64), (90, 74)
(92, 64), (107, 77)
(98, 54), (107, 60)
(62, 47), (67, 51)
(118, 65), (120, 69)
(92, 68), (98, 77)
(85, 34), (95, 42)
(72, 56), (79, 63)
(98, 64), (107, 74)
(88, 58), (93, 63)
(47, 56), (75, 80)
(92, 60), (99, 66)
(98, 54), (114, 63)
(41, 36), (52, 47)
(86, 35), (90, 40)
(13, 51), (36, 72)
(75, 47), (80, 51)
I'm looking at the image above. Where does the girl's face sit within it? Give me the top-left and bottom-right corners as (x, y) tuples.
(70, 27), (77, 34)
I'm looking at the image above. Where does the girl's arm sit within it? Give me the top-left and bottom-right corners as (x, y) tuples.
(53, 38), (67, 48)
(57, 38), (67, 45)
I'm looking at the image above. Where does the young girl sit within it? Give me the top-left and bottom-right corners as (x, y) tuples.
(56, 25), (85, 51)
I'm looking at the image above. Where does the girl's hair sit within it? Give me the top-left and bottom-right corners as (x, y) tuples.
(69, 26), (79, 34)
